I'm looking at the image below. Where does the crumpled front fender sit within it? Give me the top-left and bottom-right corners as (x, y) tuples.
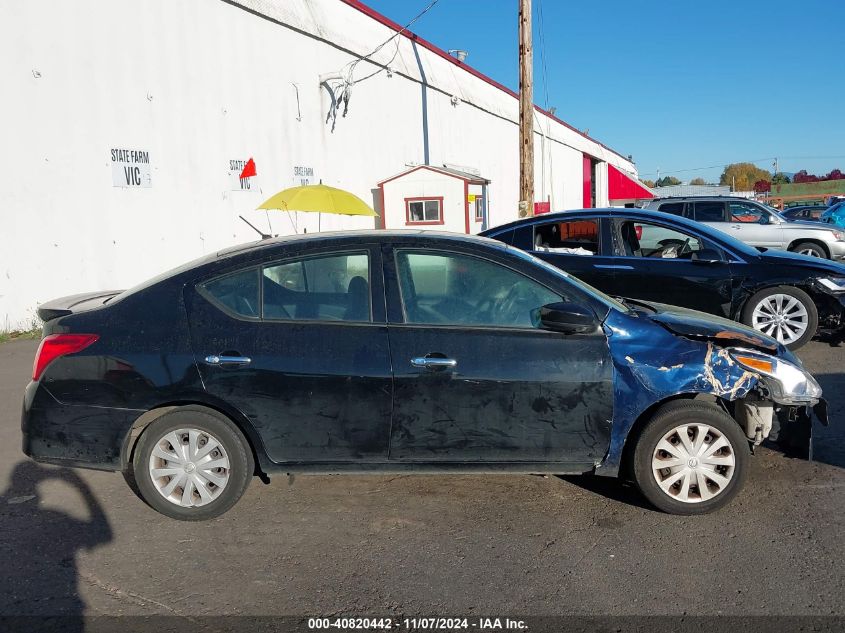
(596, 309), (762, 477)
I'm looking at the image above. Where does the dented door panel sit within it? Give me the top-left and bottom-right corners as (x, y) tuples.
(387, 326), (614, 463)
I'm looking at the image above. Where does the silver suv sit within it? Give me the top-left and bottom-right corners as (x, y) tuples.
(644, 197), (845, 260)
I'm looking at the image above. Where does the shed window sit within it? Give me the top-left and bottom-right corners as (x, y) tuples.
(406, 198), (442, 224)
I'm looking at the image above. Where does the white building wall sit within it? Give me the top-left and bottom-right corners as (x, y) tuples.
(0, 0), (638, 329)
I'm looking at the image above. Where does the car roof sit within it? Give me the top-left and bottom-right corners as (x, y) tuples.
(215, 229), (507, 260)
(648, 196), (761, 202)
(482, 207), (715, 235)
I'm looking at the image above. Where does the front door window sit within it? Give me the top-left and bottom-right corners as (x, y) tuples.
(614, 220), (723, 260)
(396, 251), (561, 329)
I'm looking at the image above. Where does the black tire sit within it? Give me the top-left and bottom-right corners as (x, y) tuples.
(632, 401), (750, 515)
(131, 409), (254, 521)
(789, 241), (827, 259)
(740, 285), (818, 350)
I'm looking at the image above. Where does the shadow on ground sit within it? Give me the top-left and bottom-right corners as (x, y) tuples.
(0, 461), (112, 631)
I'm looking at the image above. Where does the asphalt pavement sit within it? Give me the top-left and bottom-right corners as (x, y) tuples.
(0, 337), (843, 621)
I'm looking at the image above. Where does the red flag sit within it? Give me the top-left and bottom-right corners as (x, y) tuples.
(239, 157), (256, 179)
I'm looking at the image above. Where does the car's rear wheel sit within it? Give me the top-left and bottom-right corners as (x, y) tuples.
(131, 409), (253, 520)
(741, 285), (818, 350)
(789, 242), (827, 258)
(632, 401), (749, 515)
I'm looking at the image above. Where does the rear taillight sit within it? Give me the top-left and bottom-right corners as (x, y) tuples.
(635, 225), (643, 240)
(32, 334), (99, 381)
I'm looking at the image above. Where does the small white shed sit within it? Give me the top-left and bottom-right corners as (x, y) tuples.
(377, 165), (491, 234)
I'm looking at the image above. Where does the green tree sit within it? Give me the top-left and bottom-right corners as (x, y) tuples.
(641, 179), (656, 188)
(656, 176), (682, 187)
(719, 163), (772, 191)
(772, 172), (791, 184)
(689, 177), (707, 185)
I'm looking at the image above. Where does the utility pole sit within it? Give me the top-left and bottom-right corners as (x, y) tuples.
(518, 0), (534, 217)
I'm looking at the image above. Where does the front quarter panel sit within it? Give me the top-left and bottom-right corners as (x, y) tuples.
(596, 309), (760, 476)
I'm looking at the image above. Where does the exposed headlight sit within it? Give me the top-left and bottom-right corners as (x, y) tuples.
(833, 231), (845, 241)
(817, 276), (845, 292)
(729, 348), (822, 404)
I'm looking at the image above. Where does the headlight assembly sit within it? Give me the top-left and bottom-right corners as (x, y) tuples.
(729, 348), (822, 404)
(816, 276), (845, 292)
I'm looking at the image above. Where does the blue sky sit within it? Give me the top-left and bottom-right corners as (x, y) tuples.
(364, 0), (845, 183)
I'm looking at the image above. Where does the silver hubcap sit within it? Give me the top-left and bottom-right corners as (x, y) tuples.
(149, 428), (230, 507)
(651, 423), (736, 504)
(798, 247), (820, 257)
(750, 293), (808, 345)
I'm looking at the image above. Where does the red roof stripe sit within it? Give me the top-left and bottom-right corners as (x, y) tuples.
(608, 164), (654, 200)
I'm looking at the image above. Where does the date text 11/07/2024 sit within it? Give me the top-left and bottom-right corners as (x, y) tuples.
(307, 617), (527, 631)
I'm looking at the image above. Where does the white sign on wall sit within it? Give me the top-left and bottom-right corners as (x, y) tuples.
(111, 148), (152, 188)
(228, 158), (257, 191)
(294, 165), (316, 186)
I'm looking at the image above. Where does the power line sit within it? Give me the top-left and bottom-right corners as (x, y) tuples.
(536, 0), (550, 110)
(345, 0), (441, 84)
(640, 155), (845, 177)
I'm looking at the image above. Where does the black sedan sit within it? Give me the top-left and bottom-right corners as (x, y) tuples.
(782, 206), (827, 222)
(23, 231), (824, 519)
(481, 208), (845, 349)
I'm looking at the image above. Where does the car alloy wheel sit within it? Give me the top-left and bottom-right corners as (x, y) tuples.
(750, 293), (808, 346)
(798, 247), (821, 257)
(651, 423), (735, 503)
(148, 428), (231, 507)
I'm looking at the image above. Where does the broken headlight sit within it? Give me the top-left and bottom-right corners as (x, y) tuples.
(817, 276), (845, 292)
(729, 348), (822, 404)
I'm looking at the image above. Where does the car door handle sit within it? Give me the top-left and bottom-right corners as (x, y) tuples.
(730, 225), (742, 230)
(204, 355), (252, 366)
(411, 357), (457, 369)
(593, 264), (634, 270)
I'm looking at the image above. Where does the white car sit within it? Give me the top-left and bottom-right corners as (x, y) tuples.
(644, 197), (845, 260)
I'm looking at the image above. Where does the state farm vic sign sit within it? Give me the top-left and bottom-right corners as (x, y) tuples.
(111, 148), (152, 188)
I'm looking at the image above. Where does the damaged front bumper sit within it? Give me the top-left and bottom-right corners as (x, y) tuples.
(729, 347), (827, 449)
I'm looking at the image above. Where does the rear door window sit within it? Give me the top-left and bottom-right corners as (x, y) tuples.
(657, 202), (685, 216)
(199, 268), (260, 318)
(533, 219), (600, 255)
(262, 252), (371, 322)
(693, 201), (727, 222)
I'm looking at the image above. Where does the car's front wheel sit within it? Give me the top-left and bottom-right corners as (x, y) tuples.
(740, 285), (818, 350)
(131, 409), (254, 520)
(632, 401), (749, 515)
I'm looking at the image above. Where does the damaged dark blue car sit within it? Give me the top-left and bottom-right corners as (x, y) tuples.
(22, 232), (826, 520)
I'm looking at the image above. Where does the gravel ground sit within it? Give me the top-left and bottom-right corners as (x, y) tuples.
(0, 338), (843, 620)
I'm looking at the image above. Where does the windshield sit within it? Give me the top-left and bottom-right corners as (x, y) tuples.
(506, 246), (631, 313)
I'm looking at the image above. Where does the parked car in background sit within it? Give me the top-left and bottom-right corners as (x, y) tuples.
(481, 208), (845, 349)
(23, 231), (825, 519)
(821, 201), (845, 228)
(782, 205), (827, 222)
(643, 196), (845, 259)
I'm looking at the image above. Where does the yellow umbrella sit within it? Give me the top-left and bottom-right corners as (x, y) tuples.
(258, 184), (377, 216)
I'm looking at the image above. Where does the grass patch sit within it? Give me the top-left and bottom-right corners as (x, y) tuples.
(0, 327), (42, 344)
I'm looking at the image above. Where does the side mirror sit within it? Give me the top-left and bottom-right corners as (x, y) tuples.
(691, 248), (724, 264)
(538, 302), (597, 334)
